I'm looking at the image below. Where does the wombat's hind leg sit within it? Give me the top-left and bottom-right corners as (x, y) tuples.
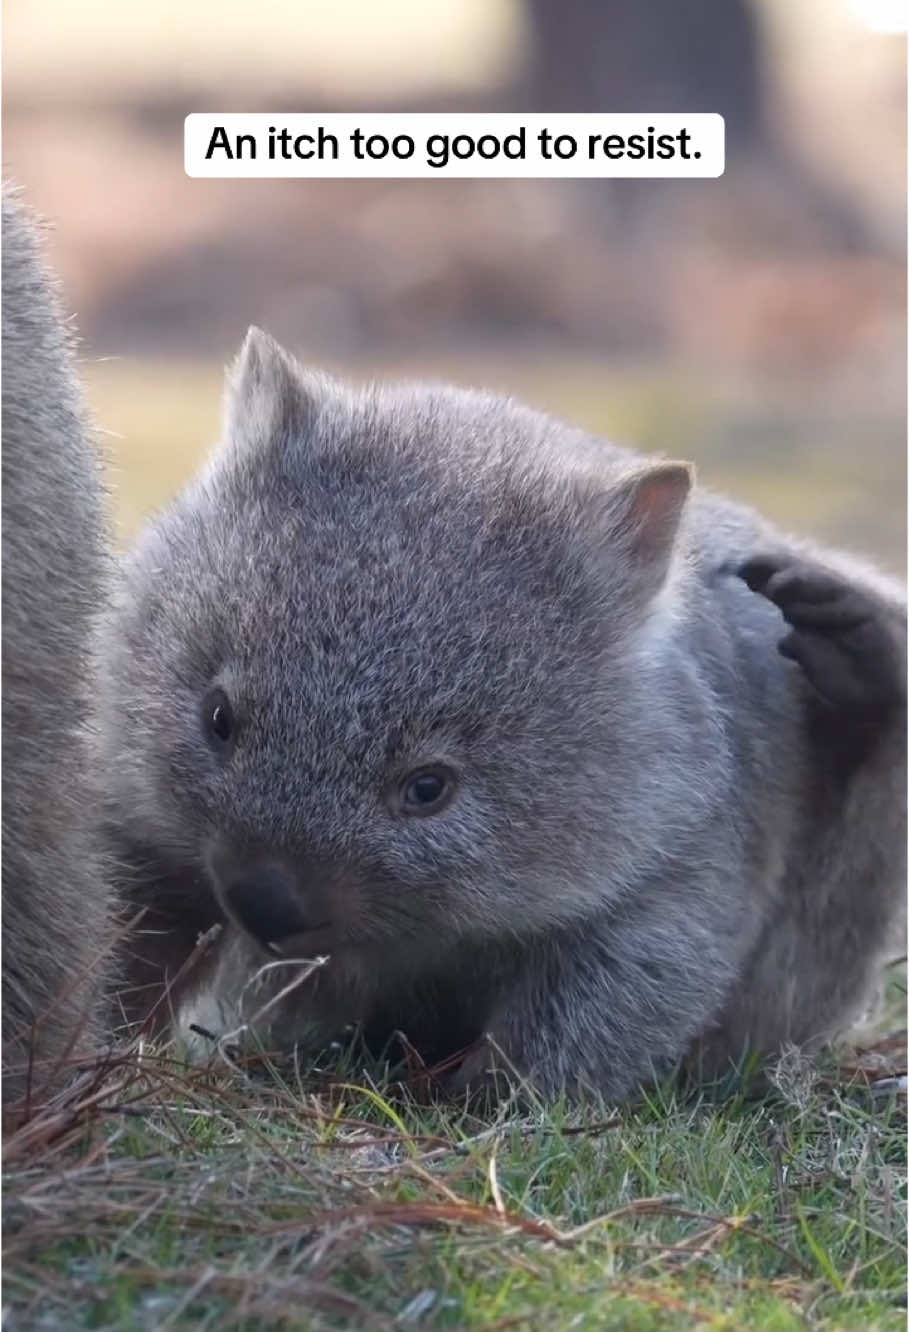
(737, 555), (905, 721)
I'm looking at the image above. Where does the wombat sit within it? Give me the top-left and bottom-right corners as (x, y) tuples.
(2, 187), (114, 1107)
(101, 328), (906, 1100)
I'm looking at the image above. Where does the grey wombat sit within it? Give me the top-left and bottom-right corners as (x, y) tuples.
(102, 328), (906, 1100)
(2, 187), (114, 1107)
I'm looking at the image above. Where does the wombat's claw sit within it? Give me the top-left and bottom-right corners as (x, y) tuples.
(869, 1074), (907, 1100)
(187, 1022), (217, 1042)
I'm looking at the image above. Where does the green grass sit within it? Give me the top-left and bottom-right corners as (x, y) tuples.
(4, 975), (905, 1330)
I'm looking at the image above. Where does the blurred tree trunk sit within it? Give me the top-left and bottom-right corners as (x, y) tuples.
(525, 0), (763, 149)
(521, 0), (871, 252)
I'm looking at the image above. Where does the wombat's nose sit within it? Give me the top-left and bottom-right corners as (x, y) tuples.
(222, 864), (309, 951)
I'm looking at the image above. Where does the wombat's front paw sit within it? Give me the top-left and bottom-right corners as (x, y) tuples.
(737, 555), (905, 720)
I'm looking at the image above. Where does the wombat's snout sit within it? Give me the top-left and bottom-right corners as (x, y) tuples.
(221, 864), (310, 952)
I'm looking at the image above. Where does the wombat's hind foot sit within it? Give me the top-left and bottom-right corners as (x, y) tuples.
(737, 555), (904, 721)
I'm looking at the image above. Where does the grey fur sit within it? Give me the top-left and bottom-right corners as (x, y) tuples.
(101, 328), (906, 1100)
(2, 187), (114, 1106)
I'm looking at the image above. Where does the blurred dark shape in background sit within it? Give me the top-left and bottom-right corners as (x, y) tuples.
(526, 0), (763, 146)
(523, 0), (871, 254)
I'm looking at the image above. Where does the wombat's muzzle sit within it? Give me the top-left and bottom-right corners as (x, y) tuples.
(219, 864), (312, 953)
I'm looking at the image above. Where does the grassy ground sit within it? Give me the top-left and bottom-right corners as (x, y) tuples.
(81, 353), (905, 574)
(2, 972), (905, 1331)
(4, 354), (904, 1328)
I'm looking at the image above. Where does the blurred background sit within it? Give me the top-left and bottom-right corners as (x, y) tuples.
(3, 0), (906, 568)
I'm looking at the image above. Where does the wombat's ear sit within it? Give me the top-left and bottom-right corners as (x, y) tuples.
(584, 461), (693, 604)
(222, 326), (313, 454)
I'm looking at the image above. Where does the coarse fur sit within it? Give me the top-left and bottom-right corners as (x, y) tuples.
(2, 187), (115, 1107)
(101, 329), (906, 1101)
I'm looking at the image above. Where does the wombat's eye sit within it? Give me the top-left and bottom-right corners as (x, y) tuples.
(202, 688), (234, 751)
(400, 766), (455, 816)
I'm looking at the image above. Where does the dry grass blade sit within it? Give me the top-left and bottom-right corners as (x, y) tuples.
(3, 1001), (905, 1328)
